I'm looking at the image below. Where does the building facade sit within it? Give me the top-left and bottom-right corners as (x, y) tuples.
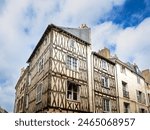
(15, 24), (92, 113)
(142, 69), (150, 112)
(111, 58), (148, 113)
(92, 51), (118, 113)
(14, 24), (149, 113)
(14, 67), (29, 113)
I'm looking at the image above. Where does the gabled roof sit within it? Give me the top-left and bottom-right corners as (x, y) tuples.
(27, 24), (91, 63)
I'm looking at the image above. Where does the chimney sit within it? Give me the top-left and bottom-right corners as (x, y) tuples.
(98, 47), (110, 59)
(79, 24), (88, 29)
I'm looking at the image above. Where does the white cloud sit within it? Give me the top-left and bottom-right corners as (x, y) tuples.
(92, 18), (150, 70)
(0, 0), (130, 112)
(53, 0), (125, 26)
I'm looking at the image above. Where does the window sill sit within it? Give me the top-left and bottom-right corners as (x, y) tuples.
(102, 86), (110, 90)
(66, 98), (80, 103)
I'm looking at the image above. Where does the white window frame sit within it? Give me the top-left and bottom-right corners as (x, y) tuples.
(67, 81), (80, 101)
(101, 60), (108, 70)
(36, 83), (42, 103)
(67, 55), (78, 71)
(101, 76), (109, 88)
(103, 98), (111, 112)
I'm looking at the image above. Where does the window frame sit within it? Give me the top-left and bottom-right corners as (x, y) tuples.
(68, 38), (76, 49)
(66, 81), (80, 101)
(124, 102), (130, 113)
(103, 98), (111, 112)
(101, 60), (108, 70)
(38, 58), (44, 72)
(101, 76), (109, 88)
(25, 94), (29, 109)
(120, 65), (126, 74)
(122, 81), (129, 98)
(66, 55), (78, 71)
(36, 83), (43, 104)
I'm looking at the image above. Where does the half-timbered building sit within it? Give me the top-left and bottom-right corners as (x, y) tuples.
(14, 24), (91, 113)
(91, 48), (118, 113)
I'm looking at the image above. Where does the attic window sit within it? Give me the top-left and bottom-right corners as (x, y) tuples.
(101, 60), (108, 70)
(69, 39), (76, 48)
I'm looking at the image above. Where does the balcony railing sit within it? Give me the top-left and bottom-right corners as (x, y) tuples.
(123, 90), (129, 98)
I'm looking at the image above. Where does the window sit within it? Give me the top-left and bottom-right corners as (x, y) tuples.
(28, 73), (31, 85)
(137, 90), (142, 103)
(139, 108), (146, 113)
(136, 90), (146, 104)
(69, 39), (76, 48)
(101, 76), (109, 88)
(67, 56), (77, 70)
(103, 98), (110, 112)
(124, 102), (130, 113)
(101, 60), (108, 70)
(67, 81), (79, 101)
(38, 58), (44, 72)
(137, 76), (140, 84)
(36, 83), (42, 103)
(148, 94), (150, 105)
(122, 81), (129, 98)
(20, 97), (24, 110)
(120, 65), (126, 74)
(25, 95), (29, 109)
(17, 99), (21, 112)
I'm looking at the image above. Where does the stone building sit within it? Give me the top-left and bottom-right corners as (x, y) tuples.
(111, 58), (148, 113)
(142, 69), (150, 112)
(14, 67), (29, 112)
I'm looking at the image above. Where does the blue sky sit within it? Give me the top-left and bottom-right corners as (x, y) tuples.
(0, 0), (150, 112)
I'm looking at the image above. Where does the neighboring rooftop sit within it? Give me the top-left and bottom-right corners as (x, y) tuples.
(0, 106), (8, 113)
